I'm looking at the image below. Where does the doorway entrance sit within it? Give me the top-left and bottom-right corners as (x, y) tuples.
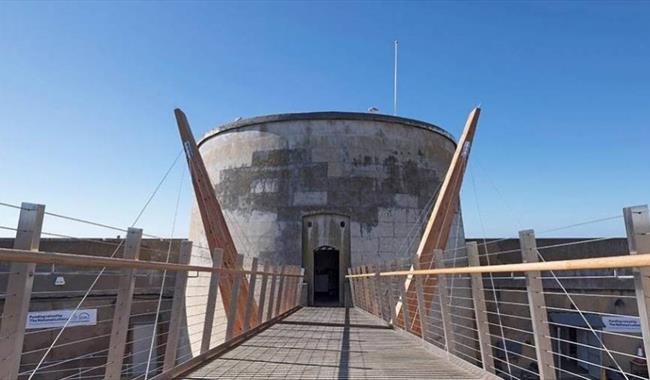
(302, 213), (350, 306)
(313, 245), (340, 305)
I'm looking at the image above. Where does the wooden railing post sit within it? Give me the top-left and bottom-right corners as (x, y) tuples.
(105, 227), (142, 380)
(257, 261), (271, 323)
(281, 266), (295, 313)
(369, 264), (381, 316)
(413, 259), (429, 340)
(201, 249), (223, 353)
(387, 263), (397, 326)
(354, 267), (365, 310)
(396, 261), (412, 332)
(296, 268), (305, 307)
(624, 205), (650, 361)
(163, 240), (192, 372)
(362, 265), (375, 315)
(519, 229), (556, 380)
(243, 257), (259, 332)
(266, 265), (278, 320)
(0, 202), (44, 379)
(435, 250), (455, 352)
(355, 267), (363, 310)
(289, 267), (301, 309)
(274, 266), (287, 317)
(364, 266), (373, 313)
(374, 263), (386, 321)
(467, 242), (495, 374)
(225, 254), (245, 340)
(347, 268), (357, 307)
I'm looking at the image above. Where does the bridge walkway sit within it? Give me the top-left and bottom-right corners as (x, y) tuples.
(181, 307), (485, 379)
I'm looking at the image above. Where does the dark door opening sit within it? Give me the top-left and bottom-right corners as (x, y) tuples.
(313, 245), (339, 306)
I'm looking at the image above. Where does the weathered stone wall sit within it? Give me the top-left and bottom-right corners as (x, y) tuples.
(190, 112), (463, 267)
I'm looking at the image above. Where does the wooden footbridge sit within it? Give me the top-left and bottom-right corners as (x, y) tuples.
(1, 201), (650, 379)
(1, 108), (649, 379)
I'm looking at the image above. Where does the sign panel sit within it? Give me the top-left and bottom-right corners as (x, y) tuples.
(26, 309), (97, 329)
(602, 316), (641, 333)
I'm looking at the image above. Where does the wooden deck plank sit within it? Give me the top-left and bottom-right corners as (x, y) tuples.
(181, 307), (484, 379)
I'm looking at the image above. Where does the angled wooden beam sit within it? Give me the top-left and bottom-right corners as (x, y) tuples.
(395, 107), (481, 335)
(174, 108), (257, 335)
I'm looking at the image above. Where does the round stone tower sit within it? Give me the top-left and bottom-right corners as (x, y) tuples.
(188, 112), (464, 307)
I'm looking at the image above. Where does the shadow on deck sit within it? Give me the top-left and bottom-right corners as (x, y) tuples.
(180, 307), (486, 379)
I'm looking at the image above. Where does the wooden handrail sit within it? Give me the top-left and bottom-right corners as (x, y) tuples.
(346, 252), (650, 278)
(0, 247), (303, 277)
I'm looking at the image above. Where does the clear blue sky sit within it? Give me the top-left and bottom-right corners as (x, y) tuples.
(1, 1), (648, 239)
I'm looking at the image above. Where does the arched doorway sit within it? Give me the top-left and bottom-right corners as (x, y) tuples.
(313, 245), (340, 305)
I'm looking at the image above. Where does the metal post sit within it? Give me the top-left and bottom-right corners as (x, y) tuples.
(105, 228), (142, 380)
(624, 205), (650, 361)
(243, 257), (259, 332)
(163, 240), (192, 371)
(226, 254), (245, 341)
(201, 249), (223, 353)
(519, 229), (556, 380)
(257, 261), (270, 323)
(467, 242), (495, 374)
(435, 249), (455, 352)
(0, 203), (44, 379)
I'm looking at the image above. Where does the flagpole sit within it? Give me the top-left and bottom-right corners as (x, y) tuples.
(393, 40), (398, 116)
